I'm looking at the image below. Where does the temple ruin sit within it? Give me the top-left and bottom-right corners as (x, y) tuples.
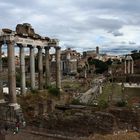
(124, 55), (134, 74)
(0, 23), (61, 110)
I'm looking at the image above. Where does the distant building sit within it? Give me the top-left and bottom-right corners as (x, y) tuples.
(83, 46), (103, 60)
(61, 48), (80, 75)
(50, 48), (81, 76)
(83, 46), (99, 59)
(124, 55), (134, 74)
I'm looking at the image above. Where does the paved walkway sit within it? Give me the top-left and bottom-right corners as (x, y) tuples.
(75, 75), (105, 104)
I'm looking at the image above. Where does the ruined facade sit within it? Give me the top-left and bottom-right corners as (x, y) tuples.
(0, 23), (61, 109)
(61, 48), (81, 75)
(124, 55), (134, 74)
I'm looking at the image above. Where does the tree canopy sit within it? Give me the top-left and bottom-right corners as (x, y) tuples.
(131, 50), (140, 60)
(88, 58), (109, 74)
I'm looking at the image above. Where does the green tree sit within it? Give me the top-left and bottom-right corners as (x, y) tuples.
(106, 58), (112, 66)
(131, 50), (140, 60)
(88, 59), (108, 74)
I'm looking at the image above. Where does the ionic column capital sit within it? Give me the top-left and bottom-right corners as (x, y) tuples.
(55, 46), (61, 50)
(17, 43), (26, 48)
(37, 46), (43, 49)
(6, 40), (15, 45)
(44, 46), (50, 50)
(27, 44), (34, 49)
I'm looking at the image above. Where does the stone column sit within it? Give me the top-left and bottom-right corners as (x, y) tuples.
(37, 46), (43, 90)
(128, 60), (130, 74)
(45, 47), (50, 88)
(55, 47), (61, 90)
(124, 60), (126, 74)
(7, 41), (17, 104)
(131, 60), (134, 74)
(0, 43), (3, 99)
(29, 45), (35, 90)
(99, 85), (102, 94)
(19, 44), (26, 94)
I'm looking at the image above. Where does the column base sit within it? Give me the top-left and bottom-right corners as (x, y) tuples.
(59, 88), (63, 92)
(8, 103), (20, 110)
(0, 99), (6, 103)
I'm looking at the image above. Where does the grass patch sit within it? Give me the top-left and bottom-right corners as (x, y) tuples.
(99, 82), (122, 102)
(62, 80), (88, 92)
(98, 99), (109, 110)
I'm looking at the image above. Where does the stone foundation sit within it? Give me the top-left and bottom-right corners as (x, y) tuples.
(0, 101), (25, 131)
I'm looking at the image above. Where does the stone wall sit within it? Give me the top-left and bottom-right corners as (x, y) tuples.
(109, 108), (140, 130)
(29, 111), (117, 137)
(27, 108), (140, 137)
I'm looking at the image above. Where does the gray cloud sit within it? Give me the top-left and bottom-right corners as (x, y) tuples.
(102, 44), (140, 55)
(0, 0), (140, 54)
(129, 41), (136, 45)
(108, 30), (123, 37)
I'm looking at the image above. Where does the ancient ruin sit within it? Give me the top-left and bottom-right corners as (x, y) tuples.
(124, 55), (134, 74)
(0, 23), (61, 124)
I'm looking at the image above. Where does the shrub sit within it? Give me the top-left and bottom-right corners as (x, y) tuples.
(98, 99), (109, 110)
(48, 86), (60, 96)
(31, 89), (38, 94)
(71, 99), (81, 105)
(116, 100), (127, 107)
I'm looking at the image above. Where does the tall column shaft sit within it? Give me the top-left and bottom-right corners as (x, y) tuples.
(124, 60), (126, 74)
(45, 47), (50, 88)
(19, 44), (26, 94)
(128, 60), (130, 74)
(38, 46), (43, 90)
(29, 46), (35, 90)
(55, 47), (61, 90)
(7, 41), (17, 103)
(0, 44), (3, 99)
(131, 60), (134, 74)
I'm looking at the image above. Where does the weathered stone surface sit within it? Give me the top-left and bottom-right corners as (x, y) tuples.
(34, 33), (41, 39)
(16, 23), (35, 37)
(26, 107), (140, 137)
(0, 102), (25, 129)
(45, 37), (51, 41)
(2, 28), (13, 34)
(109, 108), (140, 130)
(29, 110), (116, 137)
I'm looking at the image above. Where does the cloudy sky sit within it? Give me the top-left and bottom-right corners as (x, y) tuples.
(0, 0), (140, 55)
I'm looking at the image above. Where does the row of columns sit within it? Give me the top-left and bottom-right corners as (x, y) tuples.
(20, 45), (61, 92)
(0, 41), (61, 104)
(124, 60), (134, 74)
